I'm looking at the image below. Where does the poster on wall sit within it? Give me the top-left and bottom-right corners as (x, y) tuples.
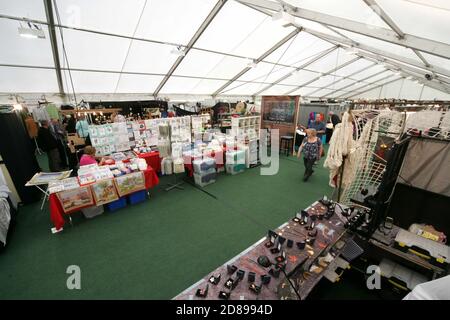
(114, 171), (146, 197)
(261, 96), (298, 124)
(91, 179), (118, 205)
(57, 186), (94, 213)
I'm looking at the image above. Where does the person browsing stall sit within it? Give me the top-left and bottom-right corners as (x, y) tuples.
(38, 120), (62, 172)
(79, 146), (109, 167)
(297, 128), (323, 182)
(300, 114), (326, 139)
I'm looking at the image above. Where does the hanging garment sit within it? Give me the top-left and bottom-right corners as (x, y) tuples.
(173, 157), (185, 174)
(158, 123), (170, 138)
(24, 116), (39, 138)
(171, 142), (183, 159)
(158, 138), (171, 158)
(45, 103), (59, 119)
(32, 106), (51, 122)
(161, 157), (173, 175)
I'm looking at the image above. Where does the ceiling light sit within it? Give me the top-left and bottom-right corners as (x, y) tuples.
(406, 76), (413, 80)
(18, 22), (45, 39)
(170, 46), (185, 57)
(272, 10), (295, 25)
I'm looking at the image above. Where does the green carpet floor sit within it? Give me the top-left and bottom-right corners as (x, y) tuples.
(0, 154), (334, 299)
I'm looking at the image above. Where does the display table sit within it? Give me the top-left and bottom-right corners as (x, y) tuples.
(135, 151), (161, 173)
(174, 201), (350, 300)
(49, 167), (159, 231)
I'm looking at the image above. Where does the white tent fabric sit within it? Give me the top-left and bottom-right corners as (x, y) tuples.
(0, 0), (449, 99)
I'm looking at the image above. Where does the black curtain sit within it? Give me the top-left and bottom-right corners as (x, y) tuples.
(386, 183), (450, 236)
(0, 112), (41, 204)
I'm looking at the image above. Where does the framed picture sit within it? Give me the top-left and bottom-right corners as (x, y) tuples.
(91, 179), (118, 205)
(114, 171), (146, 197)
(262, 96), (298, 124)
(57, 186), (94, 213)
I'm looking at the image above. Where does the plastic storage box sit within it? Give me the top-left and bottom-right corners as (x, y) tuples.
(194, 170), (216, 187)
(379, 258), (427, 291)
(106, 197), (127, 212)
(128, 190), (147, 205)
(395, 228), (450, 267)
(193, 157), (216, 174)
(226, 163), (245, 175)
(82, 205), (104, 219)
(226, 150), (245, 163)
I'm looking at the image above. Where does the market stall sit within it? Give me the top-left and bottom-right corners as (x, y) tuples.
(48, 164), (159, 231)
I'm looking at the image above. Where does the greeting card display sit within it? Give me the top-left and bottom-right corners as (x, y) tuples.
(89, 126), (99, 138)
(104, 124), (113, 136)
(93, 167), (114, 181)
(57, 186), (94, 213)
(114, 171), (145, 196)
(48, 177), (80, 193)
(91, 179), (118, 205)
(78, 173), (96, 186)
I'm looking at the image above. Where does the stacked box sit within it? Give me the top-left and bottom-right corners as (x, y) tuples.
(193, 157), (216, 173)
(128, 190), (147, 205)
(226, 150), (245, 164)
(226, 163), (246, 175)
(379, 258), (427, 291)
(106, 197), (127, 212)
(226, 149), (246, 174)
(192, 158), (217, 187)
(194, 168), (217, 187)
(82, 205), (104, 219)
(395, 229), (450, 267)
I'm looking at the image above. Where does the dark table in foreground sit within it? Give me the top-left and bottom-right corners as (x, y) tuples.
(174, 201), (351, 300)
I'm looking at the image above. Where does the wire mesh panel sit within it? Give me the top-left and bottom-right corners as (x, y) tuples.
(405, 110), (449, 139)
(338, 110), (405, 206)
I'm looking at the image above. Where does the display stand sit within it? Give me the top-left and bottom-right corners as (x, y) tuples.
(165, 172), (184, 191)
(25, 170), (72, 210)
(34, 138), (43, 156)
(164, 120), (187, 193)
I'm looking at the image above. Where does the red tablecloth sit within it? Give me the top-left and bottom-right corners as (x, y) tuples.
(49, 167), (159, 230)
(136, 151), (161, 173)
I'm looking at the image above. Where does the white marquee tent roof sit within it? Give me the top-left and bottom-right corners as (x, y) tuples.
(1, 0), (450, 100)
